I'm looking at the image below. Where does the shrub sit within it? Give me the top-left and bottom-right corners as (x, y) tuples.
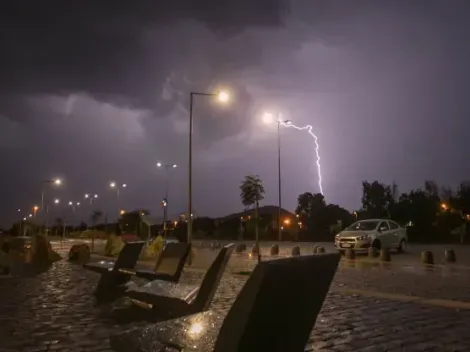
(142, 236), (164, 259)
(68, 243), (91, 263)
(104, 235), (125, 257)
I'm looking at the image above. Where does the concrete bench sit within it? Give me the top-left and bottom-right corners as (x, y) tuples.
(84, 241), (145, 303)
(111, 252), (340, 352)
(120, 242), (191, 282)
(124, 243), (234, 320)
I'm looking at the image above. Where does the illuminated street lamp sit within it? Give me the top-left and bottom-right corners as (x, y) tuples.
(54, 198), (60, 204)
(33, 205), (39, 219)
(68, 201), (80, 212)
(109, 181), (127, 217)
(263, 112), (291, 242)
(41, 178), (62, 214)
(157, 161), (178, 235)
(441, 203), (448, 211)
(84, 193), (99, 204)
(188, 90), (230, 258)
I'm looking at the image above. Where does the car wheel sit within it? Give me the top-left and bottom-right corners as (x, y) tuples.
(371, 239), (381, 250)
(397, 239), (406, 253)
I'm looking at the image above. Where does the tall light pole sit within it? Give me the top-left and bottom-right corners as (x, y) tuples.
(157, 162), (177, 236)
(41, 178), (62, 232)
(264, 113), (291, 242)
(17, 208), (22, 236)
(109, 182), (126, 219)
(188, 90), (229, 261)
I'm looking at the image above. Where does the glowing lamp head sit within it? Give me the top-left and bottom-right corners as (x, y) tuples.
(54, 199), (60, 204)
(156, 162), (162, 167)
(122, 184), (126, 188)
(94, 194), (98, 198)
(217, 91), (229, 103)
(33, 206), (39, 211)
(172, 164), (177, 168)
(84, 193), (89, 198)
(68, 201), (73, 205)
(110, 182), (116, 188)
(76, 202), (80, 206)
(54, 179), (62, 185)
(263, 113), (274, 125)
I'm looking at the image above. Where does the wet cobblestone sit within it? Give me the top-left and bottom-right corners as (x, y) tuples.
(1, 254), (470, 351)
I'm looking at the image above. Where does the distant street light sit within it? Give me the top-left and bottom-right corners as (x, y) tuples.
(33, 205), (39, 219)
(68, 201), (80, 212)
(109, 182), (127, 217)
(263, 112), (291, 242)
(157, 161), (178, 236)
(41, 178), (62, 214)
(41, 178), (62, 233)
(54, 198), (60, 204)
(188, 90), (230, 258)
(84, 193), (98, 204)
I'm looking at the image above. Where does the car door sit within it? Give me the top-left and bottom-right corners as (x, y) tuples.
(377, 221), (391, 247)
(387, 220), (400, 247)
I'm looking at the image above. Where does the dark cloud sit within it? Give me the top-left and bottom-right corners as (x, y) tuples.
(2, 0), (470, 227)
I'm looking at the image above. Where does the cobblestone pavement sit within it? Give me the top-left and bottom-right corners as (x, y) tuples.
(2, 254), (470, 351)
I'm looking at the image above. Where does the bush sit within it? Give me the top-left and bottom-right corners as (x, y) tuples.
(68, 243), (91, 263)
(32, 234), (61, 264)
(142, 236), (164, 259)
(104, 235), (125, 257)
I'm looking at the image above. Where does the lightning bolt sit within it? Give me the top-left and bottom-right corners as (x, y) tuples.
(279, 121), (324, 196)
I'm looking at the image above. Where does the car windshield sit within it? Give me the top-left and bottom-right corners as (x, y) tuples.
(346, 221), (379, 231)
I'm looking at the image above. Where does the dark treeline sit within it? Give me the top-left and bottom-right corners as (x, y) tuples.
(172, 180), (470, 244)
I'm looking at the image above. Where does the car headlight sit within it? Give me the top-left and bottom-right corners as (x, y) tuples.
(357, 234), (374, 241)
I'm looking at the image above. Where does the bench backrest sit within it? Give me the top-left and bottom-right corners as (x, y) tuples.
(214, 253), (340, 352)
(113, 241), (146, 271)
(154, 242), (191, 281)
(192, 243), (234, 312)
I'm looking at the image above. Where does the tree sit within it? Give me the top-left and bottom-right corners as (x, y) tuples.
(240, 175), (265, 262)
(361, 181), (394, 218)
(90, 210), (103, 228)
(295, 192), (326, 219)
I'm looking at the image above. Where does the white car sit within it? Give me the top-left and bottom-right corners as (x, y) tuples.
(335, 219), (407, 253)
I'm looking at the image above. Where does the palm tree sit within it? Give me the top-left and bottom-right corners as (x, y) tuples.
(90, 210), (103, 229)
(240, 175), (265, 262)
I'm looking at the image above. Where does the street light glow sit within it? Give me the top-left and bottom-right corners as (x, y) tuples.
(262, 112), (274, 124)
(54, 199), (60, 204)
(77, 202), (80, 206)
(110, 182), (116, 188)
(156, 162), (162, 167)
(68, 201), (73, 205)
(172, 164), (177, 168)
(33, 206), (39, 211)
(54, 179), (62, 185)
(122, 184), (127, 188)
(217, 91), (229, 103)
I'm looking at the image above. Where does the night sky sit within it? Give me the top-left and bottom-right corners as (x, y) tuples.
(2, 1), (470, 227)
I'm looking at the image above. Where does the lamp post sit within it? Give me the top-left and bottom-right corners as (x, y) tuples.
(188, 91), (229, 262)
(109, 182), (126, 219)
(17, 208), (22, 236)
(33, 205), (39, 220)
(157, 162), (177, 236)
(263, 113), (291, 242)
(84, 193), (98, 205)
(41, 178), (62, 231)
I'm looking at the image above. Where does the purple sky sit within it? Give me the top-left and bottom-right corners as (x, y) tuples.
(1, 0), (470, 226)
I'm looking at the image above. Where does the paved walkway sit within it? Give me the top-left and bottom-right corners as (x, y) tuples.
(2, 251), (470, 351)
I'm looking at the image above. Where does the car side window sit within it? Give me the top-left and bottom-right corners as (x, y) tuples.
(388, 221), (398, 229)
(378, 221), (389, 231)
